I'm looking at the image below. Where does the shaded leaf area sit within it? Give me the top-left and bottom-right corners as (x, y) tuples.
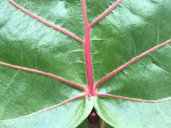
(97, 44), (171, 100)
(91, 0), (171, 82)
(95, 97), (171, 128)
(0, 66), (85, 120)
(101, 123), (113, 128)
(78, 119), (88, 128)
(0, 98), (93, 128)
(0, 1), (86, 85)
(13, 0), (85, 38)
(78, 118), (112, 128)
(100, 120), (113, 128)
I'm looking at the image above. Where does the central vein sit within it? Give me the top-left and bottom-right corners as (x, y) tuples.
(81, 0), (95, 96)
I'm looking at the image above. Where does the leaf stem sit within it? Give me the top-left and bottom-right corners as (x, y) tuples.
(88, 109), (100, 128)
(101, 121), (106, 128)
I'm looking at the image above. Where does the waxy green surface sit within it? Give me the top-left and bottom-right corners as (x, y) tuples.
(0, 0), (171, 128)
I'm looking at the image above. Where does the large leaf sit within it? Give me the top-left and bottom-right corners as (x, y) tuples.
(0, 0), (171, 128)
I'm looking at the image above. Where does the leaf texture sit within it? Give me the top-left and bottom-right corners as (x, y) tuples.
(0, 0), (171, 128)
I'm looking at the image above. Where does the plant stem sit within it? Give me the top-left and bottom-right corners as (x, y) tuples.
(88, 109), (100, 128)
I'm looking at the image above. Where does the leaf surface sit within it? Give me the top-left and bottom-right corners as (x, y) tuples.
(0, 0), (171, 128)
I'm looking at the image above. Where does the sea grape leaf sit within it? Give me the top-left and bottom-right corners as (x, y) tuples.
(0, 0), (171, 128)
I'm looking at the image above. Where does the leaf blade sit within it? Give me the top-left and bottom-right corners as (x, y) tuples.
(1, 97), (93, 128)
(95, 97), (171, 128)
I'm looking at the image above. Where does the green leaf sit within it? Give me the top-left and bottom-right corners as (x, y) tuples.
(1, 0), (171, 128)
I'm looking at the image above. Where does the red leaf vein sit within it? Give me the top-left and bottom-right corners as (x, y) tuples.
(8, 0), (84, 44)
(96, 39), (171, 88)
(90, 0), (122, 28)
(97, 93), (171, 103)
(2, 94), (85, 121)
(0, 61), (86, 91)
(81, 0), (95, 96)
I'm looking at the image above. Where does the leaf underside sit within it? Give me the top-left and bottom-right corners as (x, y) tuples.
(0, 0), (171, 128)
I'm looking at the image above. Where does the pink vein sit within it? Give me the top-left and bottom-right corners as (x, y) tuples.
(0, 61), (86, 91)
(5, 94), (85, 120)
(97, 93), (171, 103)
(43, 94), (85, 112)
(90, 0), (122, 28)
(95, 39), (171, 88)
(81, 0), (95, 95)
(8, 0), (84, 44)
